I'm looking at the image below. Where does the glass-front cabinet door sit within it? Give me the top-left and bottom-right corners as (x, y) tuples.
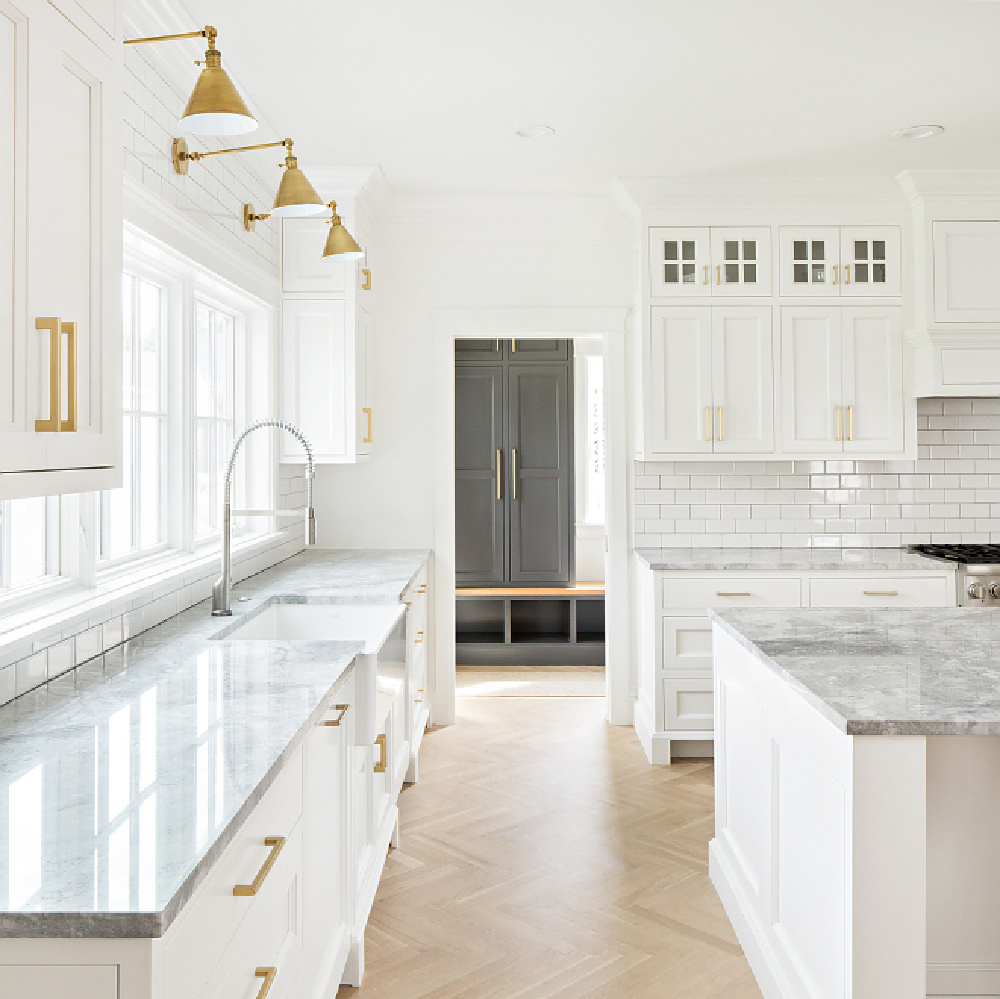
(648, 227), (711, 298)
(779, 227), (841, 296)
(709, 227), (772, 296)
(840, 226), (901, 297)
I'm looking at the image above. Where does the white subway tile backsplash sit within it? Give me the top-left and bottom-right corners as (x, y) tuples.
(16, 652), (47, 696)
(634, 398), (1000, 548)
(0, 665), (13, 706)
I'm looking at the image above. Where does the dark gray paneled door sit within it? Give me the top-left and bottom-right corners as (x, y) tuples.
(455, 365), (505, 584)
(508, 365), (572, 584)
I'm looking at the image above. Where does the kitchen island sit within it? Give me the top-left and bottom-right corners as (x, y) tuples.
(710, 607), (1000, 999)
(0, 549), (430, 998)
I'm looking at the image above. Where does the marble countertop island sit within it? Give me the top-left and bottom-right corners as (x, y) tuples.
(0, 549), (429, 938)
(710, 606), (1000, 736)
(635, 547), (949, 572)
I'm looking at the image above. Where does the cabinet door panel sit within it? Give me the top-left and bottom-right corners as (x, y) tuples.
(455, 338), (502, 357)
(509, 338), (568, 360)
(780, 308), (842, 452)
(710, 227), (772, 297)
(932, 220), (1000, 322)
(282, 218), (347, 293)
(455, 366), (505, 585)
(647, 307), (712, 454)
(779, 227), (841, 296)
(840, 226), (900, 297)
(712, 307), (773, 453)
(842, 307), (903, 453)
(509, 365), (571, 584)
(649, 227), (711, 297)
(281, 299), (349, 461)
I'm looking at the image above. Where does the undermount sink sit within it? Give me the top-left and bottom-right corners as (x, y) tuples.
(218, 602), (406, 653)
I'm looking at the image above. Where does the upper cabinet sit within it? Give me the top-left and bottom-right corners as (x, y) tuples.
(931, 221), (1000, 323)
(649, 227), (771, 298)
(778, 226), (900, 297)
(0, 0), (122, 499)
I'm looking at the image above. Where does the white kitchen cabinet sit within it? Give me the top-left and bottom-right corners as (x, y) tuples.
(932, 220), (1000, 323)
(779, 226), (900, 297)
(840, 226), (901, 297)
(780, 306), (903, 455)
(779, 226), (840, 295)
(649, 226), (771, 298)
(646, 306), (772, 456)
(0, 0), (122, 499)
(282, 218), (347, 295)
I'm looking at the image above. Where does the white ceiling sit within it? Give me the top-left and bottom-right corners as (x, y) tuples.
(181, 0), (1000, 197)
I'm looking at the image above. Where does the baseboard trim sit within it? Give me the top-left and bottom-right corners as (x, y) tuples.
(927, 962), (1000, 996)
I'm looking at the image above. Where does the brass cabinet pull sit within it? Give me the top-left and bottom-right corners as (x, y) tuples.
(254, 967), (277, 999)
(415, 688), (424, 703)
(702, 264), (709, 285)
(35, 317), (76, 432)
(233, 837), (286, 896)
(832, 264), (838, 285)
(863, 590), (898, 597)
(374, 733), (387, 773)
(495, 338), (500, 352)
(835, 405), (841, 442)
(415, 629), (424, 644)
(716, 264), (721, 286)
(705, 406), (711, 442)
(511, 448), (517, 499)
(717, 406), (723, 442)
(362, 406), (372, 444)
(511, 339), (516, 352)
(496, 449), (502, 500)
(716, 591), (752, 597)
(361, 267), (371, 290)
(848, 404), (854, 442)
(322, 703), (350, 727)
(845, 264), (851, 285)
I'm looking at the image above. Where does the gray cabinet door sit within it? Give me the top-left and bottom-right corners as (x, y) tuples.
(455, 338), (503, 357)
(509, 339), (569, 361)
(455, 365), (505, 584)
(508, 365), (572, 584)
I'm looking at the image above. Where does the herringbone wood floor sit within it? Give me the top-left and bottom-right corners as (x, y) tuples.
(339, 696), (762, 999)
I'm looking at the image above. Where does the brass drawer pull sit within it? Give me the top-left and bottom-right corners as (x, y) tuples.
(863, 590), (898, 597)
(254, 967), (277, 999)
(848, 404), (853, 442)
(414, 629), (424, 645)
(716, 592), (752, 597)
(322, 703), (350, 727)
(496, 448), (502, 500)
(361, 267), (371, 290)
(233, 837), (286, 896)
(362, 407), (372, 444)
(35, 317), (77, 432)
(415, 687), (425, 703)
(418, 584), (427, 593)
(374, 733), (387, 773)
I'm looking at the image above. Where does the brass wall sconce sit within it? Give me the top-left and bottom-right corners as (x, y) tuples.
(124, 26), (256, 136)
(241, 199), (365, 263)
(172, 136), (324, 217)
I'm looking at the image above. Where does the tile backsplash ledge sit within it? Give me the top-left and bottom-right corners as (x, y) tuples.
(634, 398), (1000, 548)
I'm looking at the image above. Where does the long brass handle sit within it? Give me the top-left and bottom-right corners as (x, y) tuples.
(322, 704), (350, 727)
(34, 318), (61, 432)
(845, 263), (851, 285)
(863, 590), (898, 597)
(362, 407), (372, 444)
(374, 733), (387, 773)
(511, 448), (517, 499)
(233, 837), (286, 896)
(832, 264), (838, 286)
(705, 406), (711, 442)
(848, 404), (853, 442)
(254, 967), (277, 999)
(511, 339), (516, 352)
(717, 406), (723, 442)
(62, 321), (77, 432)
(835, 405), (841, 442)
(716, 264), (721, 286)
(361, 267), (371, 290)
(496, 449), (502, 500)
(716, 591), (752, 597)
(702, 264), (709, 285)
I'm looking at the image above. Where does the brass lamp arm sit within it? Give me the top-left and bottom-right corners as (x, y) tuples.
(187, 138), (293, 163)
(124, 25), (215, 46)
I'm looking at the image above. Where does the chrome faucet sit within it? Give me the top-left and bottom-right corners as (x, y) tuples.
(212, 419), (316, 616)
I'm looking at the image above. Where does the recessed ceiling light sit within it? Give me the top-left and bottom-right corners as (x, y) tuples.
(514, 124), (555, 139)
(891, 124), (945, 140)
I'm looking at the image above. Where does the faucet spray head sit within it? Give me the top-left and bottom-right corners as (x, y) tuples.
(306, 507), (316, 546)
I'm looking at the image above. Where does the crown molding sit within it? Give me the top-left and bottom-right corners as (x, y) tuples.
(897, 170), (1000, 204)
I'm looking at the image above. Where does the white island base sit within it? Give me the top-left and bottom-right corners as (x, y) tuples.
(711, 624), (1000, 999)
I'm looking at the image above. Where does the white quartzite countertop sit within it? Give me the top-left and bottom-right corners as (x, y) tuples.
(710, 606), (1000, 737)
(634, 547), (951, 572)
(0, 549), (429, 938)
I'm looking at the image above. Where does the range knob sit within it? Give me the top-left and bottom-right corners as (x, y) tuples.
(990, 582), (1000, 600)
(968, 581), (988, 602)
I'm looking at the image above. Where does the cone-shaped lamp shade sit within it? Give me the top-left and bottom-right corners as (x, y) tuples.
(271, 155), (325, 217)
(323, 220), (364, 260)
(180, 48), (256, 136)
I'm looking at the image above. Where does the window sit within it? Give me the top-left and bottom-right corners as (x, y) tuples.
(0, 497), (56, 589)
(99, 274), (168, 562)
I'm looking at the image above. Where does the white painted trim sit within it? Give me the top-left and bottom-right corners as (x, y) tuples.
(430, 309), (632, 727)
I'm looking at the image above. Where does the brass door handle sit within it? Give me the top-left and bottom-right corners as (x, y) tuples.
(703, 264), (709, 285)
(848, 404), (853, 442)
(34, 317), (76, 432)
(511, 448), (517, 499)
(863, 590), (898, 597)
(362, 407), (372, 444)
(835, 405), (841, 442)
(496, 449), (502, 500)
(374, 733), (387, 773)
(233, 837), (286, 896)
(705, 406), (711, 442)
(845, 264), (851, 285)
(717, 406), (723, 442)
(716, 264), (721, 286)
(254, 967), (277, 999)
(361, 267), (371, 290)
(322, 704), (350, 727)
(716, 592), (752, 597)
(832, 264), (838, 285)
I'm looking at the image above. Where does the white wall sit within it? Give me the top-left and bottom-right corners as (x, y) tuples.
(310, 196), (635, 549)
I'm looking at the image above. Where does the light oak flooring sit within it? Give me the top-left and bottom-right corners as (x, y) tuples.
(338, 696), (762, 998)
(456, 670), (606, 697)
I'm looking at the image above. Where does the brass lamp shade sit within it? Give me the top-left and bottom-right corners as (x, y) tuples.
(323, 210), (364, 261)
(271, 154), (324, 217)
(180, 46), (256, 136)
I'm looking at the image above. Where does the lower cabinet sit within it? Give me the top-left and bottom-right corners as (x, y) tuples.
(635, 559), (955, 765)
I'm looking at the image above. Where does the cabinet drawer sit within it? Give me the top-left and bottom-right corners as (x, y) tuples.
(163, 748), (304, 999)
(808, 575), (953, 608)
(663, 677), (715, 732)
(661, 616), (714, 673)
(661, 576), (802, 611)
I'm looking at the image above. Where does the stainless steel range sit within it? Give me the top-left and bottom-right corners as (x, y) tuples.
(909, 544), (1000, 605)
